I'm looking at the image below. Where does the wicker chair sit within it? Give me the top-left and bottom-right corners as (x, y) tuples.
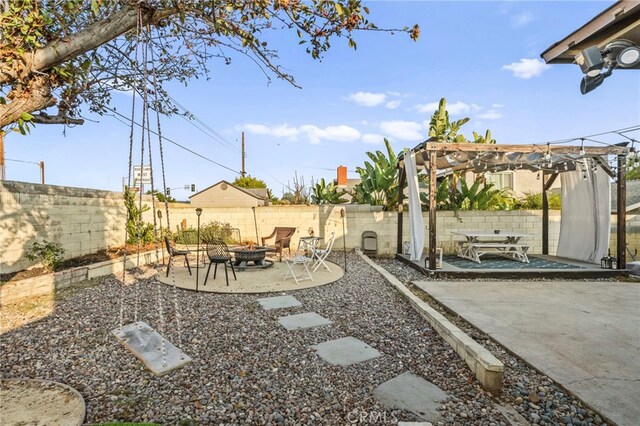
(203, 239), (237, 286)
(261, 227), (296, 261)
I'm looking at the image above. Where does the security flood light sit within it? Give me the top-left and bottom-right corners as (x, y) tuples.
(576, 46), (604, 77)
(576, 39), (640, 94)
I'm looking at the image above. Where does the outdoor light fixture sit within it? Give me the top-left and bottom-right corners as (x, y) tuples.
(580, 67), (613, 94)
(576, 46), (604, 77)
(195, 208), (203, 291)
(576, 39), (640, 94)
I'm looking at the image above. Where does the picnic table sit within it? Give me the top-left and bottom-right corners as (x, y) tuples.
(452, 231), (531, 264)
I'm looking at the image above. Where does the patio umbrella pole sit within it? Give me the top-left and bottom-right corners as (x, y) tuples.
(341, 208), (347, 272)
(252, 207), (259, 245)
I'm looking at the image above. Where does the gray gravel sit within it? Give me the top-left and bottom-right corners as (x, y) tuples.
(374, 257), (611, 426)
(0, 253), (513, 425)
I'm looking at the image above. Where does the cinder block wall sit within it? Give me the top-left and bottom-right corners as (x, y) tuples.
(0, 181), (153, 274)
(3, 181), (634, 274)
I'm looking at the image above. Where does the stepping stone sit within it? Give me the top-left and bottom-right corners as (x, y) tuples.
(373, 372), (447, 422)
(278, 312), (332, 331)
(257, 295), (301, 310)
(398, 423), (435, 426)
(312, 336), (382, 366)
(112, 321), (192, 376)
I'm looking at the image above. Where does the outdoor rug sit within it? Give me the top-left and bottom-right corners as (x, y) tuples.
(443, 254), (585, 270)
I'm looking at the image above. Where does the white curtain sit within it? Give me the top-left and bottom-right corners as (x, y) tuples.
(404, 149), (424, 261)
(557, 159), (611, 263)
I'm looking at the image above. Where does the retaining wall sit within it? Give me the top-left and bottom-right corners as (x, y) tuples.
(2, 181), (637, 274)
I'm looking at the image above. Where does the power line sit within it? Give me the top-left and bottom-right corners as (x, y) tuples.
(106, 107), (241, 175)
(5, 158), (40, 165)
(165, 94), (241, 154)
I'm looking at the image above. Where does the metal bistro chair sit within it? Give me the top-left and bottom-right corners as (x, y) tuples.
(312, 232), (336, 272)
(203, 239), (237, 286)
(165, 236), (192, 277)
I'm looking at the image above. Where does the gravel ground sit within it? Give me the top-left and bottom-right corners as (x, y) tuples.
(1, 253), (513, 425)
(374, 257), (611, 426)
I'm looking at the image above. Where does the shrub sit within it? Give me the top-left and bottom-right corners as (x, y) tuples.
(173, 221), (235, 245)
(515, 191), (562, 210)
(123, 188), (155, 244)
(25, 240), (65, 271)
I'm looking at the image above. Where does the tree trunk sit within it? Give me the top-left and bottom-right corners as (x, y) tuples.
(0, 2), (176, 129)
(0, 76), (56, 128)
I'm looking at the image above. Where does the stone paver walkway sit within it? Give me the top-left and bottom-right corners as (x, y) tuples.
(277, 312), (332, 331)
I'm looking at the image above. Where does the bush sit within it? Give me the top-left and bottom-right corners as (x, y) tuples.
(515, 191), (562, 210)
(25, 240), (65, 271)
(173, 221), (235, 245)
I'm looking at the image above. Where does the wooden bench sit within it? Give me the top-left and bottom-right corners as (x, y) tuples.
(457, 242), (530, 264)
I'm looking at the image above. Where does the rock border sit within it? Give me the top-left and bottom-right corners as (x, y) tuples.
(358, 250), (504, 393)
(1, 249), (164, 305)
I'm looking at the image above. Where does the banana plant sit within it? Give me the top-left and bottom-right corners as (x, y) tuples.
(428, 98), (470, 143)
(311, 178), (348, 204)
(352, 138), (399, 210)
(472, 129), (496, 144)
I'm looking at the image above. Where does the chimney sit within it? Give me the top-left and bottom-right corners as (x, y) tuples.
(337, 165), (348, 186)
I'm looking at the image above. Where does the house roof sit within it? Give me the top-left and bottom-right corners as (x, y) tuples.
(612, 179), (640, 212)
(189, 180), (267, 200)
(541, 0), (640, 67)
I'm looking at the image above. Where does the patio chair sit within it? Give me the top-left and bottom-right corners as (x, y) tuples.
(203, 239), (237, 287)
(165, 236), (192, 277)
(312, 232), (336, 272)
(261, 227), (296, 261)
(284, 254), (314, 285)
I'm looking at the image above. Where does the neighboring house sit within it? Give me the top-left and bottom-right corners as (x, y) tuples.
(334, 165), (361, 203)
(454, 169), (560, 197)
(190, 180), (269, 207)
(612, 179), (640, 214)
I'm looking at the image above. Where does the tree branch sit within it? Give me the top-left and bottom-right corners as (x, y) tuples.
(31, 112), (84, 125)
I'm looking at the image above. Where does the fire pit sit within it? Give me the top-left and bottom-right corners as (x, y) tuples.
(230, 246), (275, 270)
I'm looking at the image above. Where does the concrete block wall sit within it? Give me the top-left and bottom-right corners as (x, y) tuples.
(0, 181), (154, 274)
(3, 181), (634, 273)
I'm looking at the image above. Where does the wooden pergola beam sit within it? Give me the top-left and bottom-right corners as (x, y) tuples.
(425, 142), (628, 156)
(396, 165), (407, 254)
(593, 157), (616, 179)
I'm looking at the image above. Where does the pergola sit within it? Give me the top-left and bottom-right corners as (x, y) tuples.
(397, 140), (630, 270)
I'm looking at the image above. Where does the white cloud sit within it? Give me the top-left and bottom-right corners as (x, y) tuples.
(387, 91), (402, 97)
(415, 101), (470, 115)
(502, 58), (550, 79)
(511, 11), (533, 27)
(477, 109), (503, 120)
(244, 123), (272, 135)
(271, 124), (299, 139)
(491, 103), (504, 108)
(471, 104), (482, 112)
(300, 124), (361, 144)
(379, 120), (424, 141)
(447, 101), (471, 115)
(362, 133), (385, 144)
(385, 100), (401, 109)
(346, 91), (387, 107)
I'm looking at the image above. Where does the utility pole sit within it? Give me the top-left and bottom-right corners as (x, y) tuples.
(0, 132), (5, 180)
(241, 131), (246, 177)
(39, 161), (45, 185)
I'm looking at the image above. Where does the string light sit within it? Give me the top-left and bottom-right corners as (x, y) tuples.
(579, 138), (585, 156)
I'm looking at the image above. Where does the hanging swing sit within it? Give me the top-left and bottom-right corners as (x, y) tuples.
(111, 9), (191, 376)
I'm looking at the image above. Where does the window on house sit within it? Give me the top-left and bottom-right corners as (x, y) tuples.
(479, 172), (514, 190)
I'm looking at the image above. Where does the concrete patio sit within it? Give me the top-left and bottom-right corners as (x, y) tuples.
(414, 280), (640, 426)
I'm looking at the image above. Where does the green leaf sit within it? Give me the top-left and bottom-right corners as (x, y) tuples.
(336, 3), (344, 17)
(91, 0), (99, 16)
(20, 112), (33, 121)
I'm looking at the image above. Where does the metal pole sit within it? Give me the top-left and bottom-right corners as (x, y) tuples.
(341, 208), (347, 272)
(617, 155), (627, 269)
(241, 132), (246, 177)
(252, 206), (259, 244)
(195, 208), (202, 291)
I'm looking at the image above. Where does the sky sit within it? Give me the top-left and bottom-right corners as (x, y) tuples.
(4, 1), (640, 201)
